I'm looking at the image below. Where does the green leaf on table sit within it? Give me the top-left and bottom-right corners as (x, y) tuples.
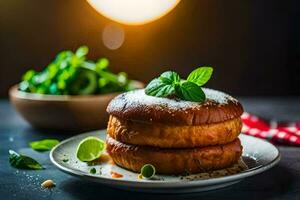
(29, 139), (60, 151)
(187, 66), (213, 86)
(9, 150), (43, 170)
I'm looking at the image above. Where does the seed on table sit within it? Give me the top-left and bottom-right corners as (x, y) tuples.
(41, 179), (55, 188)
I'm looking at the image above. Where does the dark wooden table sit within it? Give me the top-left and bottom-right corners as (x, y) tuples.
(1, 97), (300, 200)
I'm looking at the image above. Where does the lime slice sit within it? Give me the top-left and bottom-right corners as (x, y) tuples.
(76, 136), (106, 162)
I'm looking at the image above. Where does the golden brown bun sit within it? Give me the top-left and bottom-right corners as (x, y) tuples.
(107, 89), (243, 125)
(107, 116), (242, 148)
(106, 136), (243, 174)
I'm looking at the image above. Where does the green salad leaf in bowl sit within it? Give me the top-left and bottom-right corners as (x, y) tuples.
(19, 46), (136, 95)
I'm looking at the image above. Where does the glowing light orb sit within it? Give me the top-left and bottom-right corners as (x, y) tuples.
(102, 24), (125, 50)
(87, 0), (181, 25)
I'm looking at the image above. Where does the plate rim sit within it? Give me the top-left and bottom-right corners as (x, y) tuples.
(50, 130), (281, 188)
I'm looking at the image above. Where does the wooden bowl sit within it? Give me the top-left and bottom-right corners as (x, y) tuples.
(9, 81), (144, 132)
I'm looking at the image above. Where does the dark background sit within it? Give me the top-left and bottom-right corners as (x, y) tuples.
(1, 0), (299, 97)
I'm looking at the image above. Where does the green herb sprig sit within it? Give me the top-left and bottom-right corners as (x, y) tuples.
(145, 66), (213, 102)
(9, 150), (43, 170)
(19, 46), (137, 95)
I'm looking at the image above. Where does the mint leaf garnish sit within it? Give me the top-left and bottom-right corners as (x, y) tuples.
(145, 66), (213, 102)
(175, 81), (205, 102)
(145, 78), (175, 97)
(159, 71), (180, 84)
(187, 66), (213, 86)
(145, 71), (180, 97)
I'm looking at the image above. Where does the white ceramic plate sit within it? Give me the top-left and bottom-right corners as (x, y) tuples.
(50, 130), (280, 193)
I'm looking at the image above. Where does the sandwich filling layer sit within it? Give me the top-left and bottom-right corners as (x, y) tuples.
(108, 116), (242, 148)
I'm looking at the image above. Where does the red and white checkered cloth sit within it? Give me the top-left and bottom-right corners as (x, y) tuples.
(242, 112), (300, 146)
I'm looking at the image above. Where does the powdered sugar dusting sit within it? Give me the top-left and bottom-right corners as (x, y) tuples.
(108, 88), (238, 111)
(205, 88), (238, 104)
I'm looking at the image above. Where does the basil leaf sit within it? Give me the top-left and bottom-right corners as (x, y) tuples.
(96, 58), (109, 71)
(187, 67), (213, 86)
(175, 81), (206, 102)
(29, 139), (60, 151)
(159, 71), (180, 84)
(75, 46), (89, 58)
(145, 78), (175, 97)
(22, 70), (36, 82)
(55, 51), (73, 64)
(19, 81), (30, 92)
(9, 150), (43, 170)
(69, 69), (98, 95)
